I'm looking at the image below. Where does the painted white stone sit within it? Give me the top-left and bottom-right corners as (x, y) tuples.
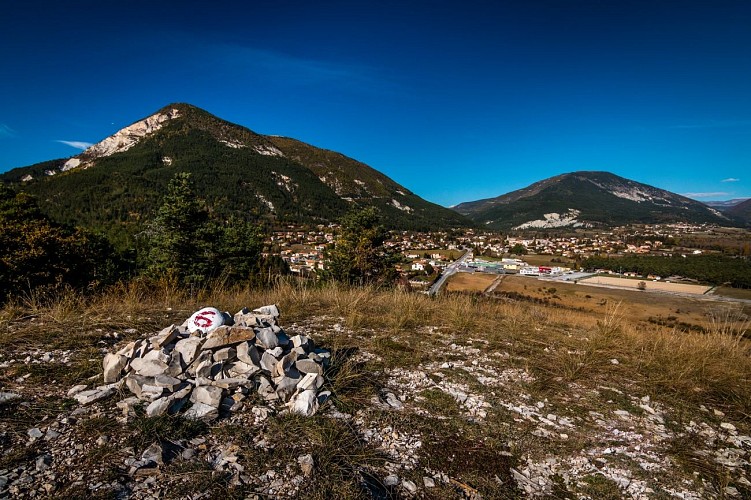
(187, 307), (225, 334)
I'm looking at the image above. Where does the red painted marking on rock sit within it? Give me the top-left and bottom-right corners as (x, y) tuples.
(193, 310), (217, 328)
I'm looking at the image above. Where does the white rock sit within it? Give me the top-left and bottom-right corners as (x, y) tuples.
(260, 351), (278, 373)
(130, 358), (169, 377)
(103, 353), (127, 383)
(295, 358), (323, 375)
(402, 479), (417, 493)
(66, 385), (88, 397)
(252, 304), (280, 317)
(191, 386), (224, 407)
(184, 402), (219, 421)
(384, 474), (399, 486)
(237, 341), (261, 367)
(290, 389), (319, 416)
(149, 324), (179, 349)
(187, 307), (225, 335)
(174, 337), (203, 366)
(297, 453), (314, 476)
(213, 346), (236, 362)
(256, 329), (279, 349)
(73, 383), (119, 405)
(154, 374), (182, 391)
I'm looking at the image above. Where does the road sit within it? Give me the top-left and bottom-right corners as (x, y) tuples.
(428, 250), (472, 296)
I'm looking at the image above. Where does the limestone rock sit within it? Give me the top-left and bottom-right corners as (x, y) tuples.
(256, 328), (279, 349)
(297, 453), (314, 477)
(237, 341), (261, 367)
(129, 358), (169, 377)
(295, 358), (323, 376)
(253, 304), (280, 318)
(202, 326), (256, 350)
(149, 324), (179, 349)
(103, 353), (127, 383)
(289, 389), (319, 416)
(174, 337), (203, 366)
(184, 402), (219, 421)
(191, 386), (224, 407)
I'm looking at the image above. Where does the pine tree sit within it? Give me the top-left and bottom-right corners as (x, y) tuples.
(324, 207), (396, 285)
(144, 172), (211, 284)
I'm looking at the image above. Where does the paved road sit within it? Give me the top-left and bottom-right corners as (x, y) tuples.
(428, 250), (472, 296)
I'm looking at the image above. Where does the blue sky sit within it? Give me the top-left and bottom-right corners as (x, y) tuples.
(1, 0), (750, 206)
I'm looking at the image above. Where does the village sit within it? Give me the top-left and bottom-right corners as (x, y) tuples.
(267, 222), (736, 290)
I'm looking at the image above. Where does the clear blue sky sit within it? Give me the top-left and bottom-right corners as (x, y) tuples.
(1, 0), (750, 206)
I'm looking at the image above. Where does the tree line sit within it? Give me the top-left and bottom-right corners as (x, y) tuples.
(583, 254), (751, 289)
(1, 173), (396, 303)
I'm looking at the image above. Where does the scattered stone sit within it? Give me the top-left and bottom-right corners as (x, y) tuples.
(184, 402), (219, 421)
(72, 383), (119, 405)
(35, 454), (52, 472)
(27, 427), (43, 440)
(423, 476), (436, 488)
(384, 474), (399, 486)
(0, 392), (21, 404)
(297, 453), (314, 477)
(66, 385), (88, 397)
(402, 479), (417, 494)
(141, 442), (164, 466)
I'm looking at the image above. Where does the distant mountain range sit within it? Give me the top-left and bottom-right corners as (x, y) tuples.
(704, 198), (750, 211)
(452, 171), (744, 230)
(1, 103), (471, 247)
(2, 105), (748, 242)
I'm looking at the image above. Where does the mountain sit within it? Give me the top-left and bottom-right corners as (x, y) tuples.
(1, 103), (471, 247)
(453, 171), (736, 231)
(704, 198), (750, 211)
(727, 198), (751, 224)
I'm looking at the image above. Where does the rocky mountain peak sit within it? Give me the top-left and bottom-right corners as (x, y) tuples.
(61, 107), (182, 172)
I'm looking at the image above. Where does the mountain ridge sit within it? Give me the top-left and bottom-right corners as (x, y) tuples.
(1, 103), (473, 248)
(453, 171), (738, 230)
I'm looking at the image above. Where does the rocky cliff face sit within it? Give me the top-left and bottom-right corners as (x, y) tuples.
(62, 108), (182, 171)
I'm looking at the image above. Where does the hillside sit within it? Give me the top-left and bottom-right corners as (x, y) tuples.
(1, 104), (471, 248)
(454, 171), (736, 230)
(1, 282), (749, 497)
(728, 198), (751, 225)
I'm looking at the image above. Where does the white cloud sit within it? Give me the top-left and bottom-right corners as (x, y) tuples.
(721, 178), (740, 183)
(56, 140), (93, 150)
(0, 123), (16, 137)
(682, 192), (730, 199)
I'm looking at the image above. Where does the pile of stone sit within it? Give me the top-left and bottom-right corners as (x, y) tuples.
(72, 305), (331, 420)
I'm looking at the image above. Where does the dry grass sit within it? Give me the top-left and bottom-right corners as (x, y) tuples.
(2, 278), (750, 496)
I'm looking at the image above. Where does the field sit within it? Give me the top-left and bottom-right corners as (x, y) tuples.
(0, 280), (749, 498)
(492, 275), (749, 330)
(578, 275), (712, 295)
(445, 272), (498, 292)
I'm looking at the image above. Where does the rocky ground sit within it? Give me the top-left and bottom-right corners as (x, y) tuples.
(1, 297), (750, 499)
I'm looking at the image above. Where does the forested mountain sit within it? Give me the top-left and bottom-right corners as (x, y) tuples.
(453, 171), (738, 231)
(1, 103), (472, 249)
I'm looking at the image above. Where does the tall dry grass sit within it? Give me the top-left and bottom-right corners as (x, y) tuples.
(2, 279), (750, 417)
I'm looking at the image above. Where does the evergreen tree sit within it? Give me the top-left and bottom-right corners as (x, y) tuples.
(324, 207), (396, 285)
(143, 173), (212, 284)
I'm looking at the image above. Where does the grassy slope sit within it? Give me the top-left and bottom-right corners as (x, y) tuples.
(1, 281), (749, 498)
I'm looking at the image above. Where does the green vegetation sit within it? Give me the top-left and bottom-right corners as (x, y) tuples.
(0, 183), (120, 302)
(456, 171), (737, 230)
(322, 207), (397, 286)
(143, 172), (263, 286)
(584, 254), (751, 288)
